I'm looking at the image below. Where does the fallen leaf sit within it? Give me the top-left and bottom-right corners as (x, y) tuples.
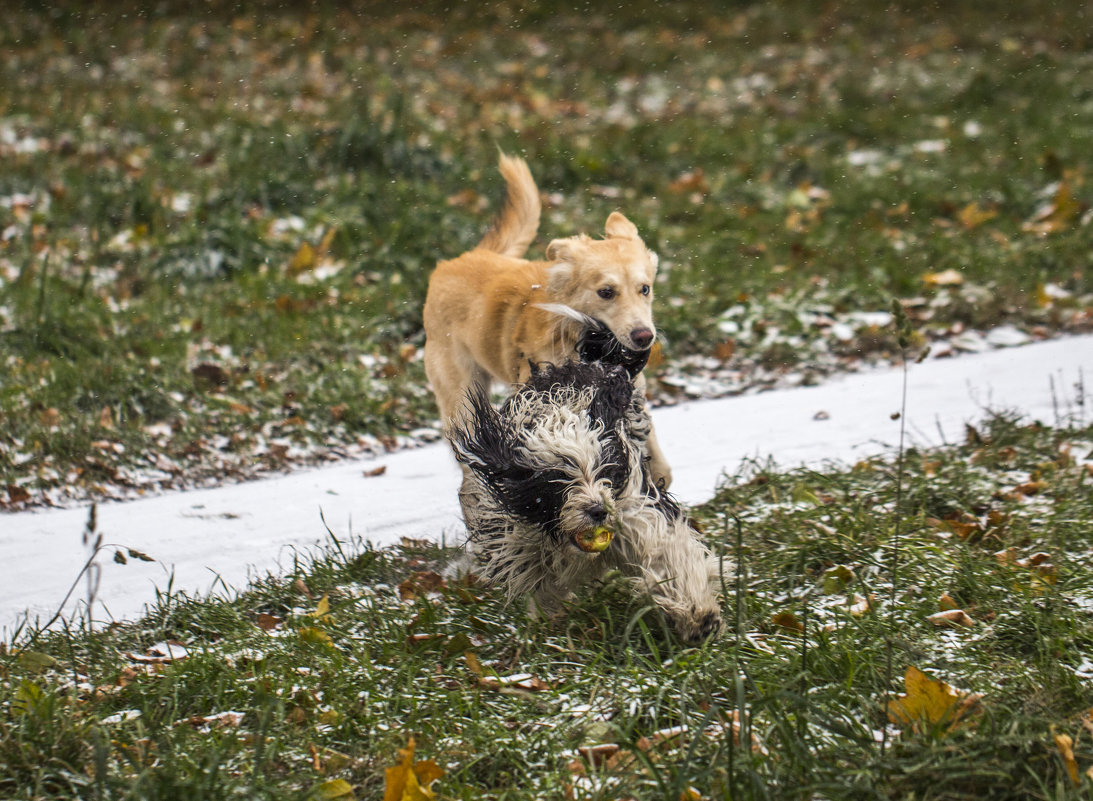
(478, 673), (550, 692)
(297, 627), (333, 646)
(576, 742), (621, 767)
(1054, 732), (1079, 786)
(938, 593), (959, 611)
(309, 594), (333, 623)
(1023, 181), (1082, 235)
(957, 202), (998, 229)
(364, 465), (388, 478)
(926, 516), (981, 540)
(399, 571), (446, 601)
(1013, 480), (1048, 496)
(383, 738), (444, 801)
(822, 565), (855, 594)
(922, 268), (964, 288)
(926, 609), (976, 628)
(668, 169), (709, 195)
(317, 778), (356, 799)
(288, 241), (316, 274)
(886, 666), (981, 735)
(256, 613), (283, 631)
(191, 362), (229, 390)
(714, 339), (735, 362)
(294, 578), (314, 598)
(772, 612), (804, 632)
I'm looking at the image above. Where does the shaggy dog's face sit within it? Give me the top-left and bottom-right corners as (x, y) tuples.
(451, 362), (642, 552)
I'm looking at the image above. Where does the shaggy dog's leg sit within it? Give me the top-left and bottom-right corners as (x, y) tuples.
(610, 462), (724, 644)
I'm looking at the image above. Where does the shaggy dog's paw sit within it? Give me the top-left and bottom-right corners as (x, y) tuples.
(674, 608), (723, 645)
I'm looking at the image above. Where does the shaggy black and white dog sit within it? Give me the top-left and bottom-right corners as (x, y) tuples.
(450, 359), (723, 644)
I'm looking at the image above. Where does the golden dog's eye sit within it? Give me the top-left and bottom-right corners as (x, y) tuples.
(598, 287), (616, 300)
(640, 284), (650, 296)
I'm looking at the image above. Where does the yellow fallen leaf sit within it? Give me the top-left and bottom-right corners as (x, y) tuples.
(1022, 181), (1081, 235)
(288, 241), (316, 274)
(1054, 732), (1079, 786)
(316, 778), (355, 799)
(310, 594), (333, 623)
(886, 666), (981, 735)
(297, 627), (333, 646)
(956, 202), (998, 230)
(384, 738), (444, 801)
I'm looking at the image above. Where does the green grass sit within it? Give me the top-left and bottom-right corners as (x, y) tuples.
(2, 0), (1092, 505)
(2, 412), (1092, 799)
(2, 4), (1093, 794)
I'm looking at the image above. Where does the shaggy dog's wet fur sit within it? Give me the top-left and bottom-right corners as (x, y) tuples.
(450, 361), (723, 644)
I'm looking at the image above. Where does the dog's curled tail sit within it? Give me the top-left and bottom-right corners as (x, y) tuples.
(476, 153), (541, 259)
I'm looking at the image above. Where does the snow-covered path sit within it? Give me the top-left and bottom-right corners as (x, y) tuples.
(3, 335), (1091, 637)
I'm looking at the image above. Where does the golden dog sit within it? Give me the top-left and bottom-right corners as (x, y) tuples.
(423, 153), (671, 488)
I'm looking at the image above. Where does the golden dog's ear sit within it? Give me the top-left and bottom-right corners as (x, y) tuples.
(546, 235), (585, 263)
(647, 250), (659, 270)
(605, 211), (640, 240)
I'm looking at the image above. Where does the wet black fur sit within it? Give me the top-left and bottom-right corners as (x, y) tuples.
(453, 362), (658, 540)
(576, 321), (650, 378)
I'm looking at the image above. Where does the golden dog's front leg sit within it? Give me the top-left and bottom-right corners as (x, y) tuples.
(644, 424), (673, 490)
(633, 373), (673, 489)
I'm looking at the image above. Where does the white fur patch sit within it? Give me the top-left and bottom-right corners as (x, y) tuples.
(533, 302), (596, 327)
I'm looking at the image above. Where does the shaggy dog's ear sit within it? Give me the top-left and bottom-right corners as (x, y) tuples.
(647, 250), (659, 270)
(605, 211), (640, 240)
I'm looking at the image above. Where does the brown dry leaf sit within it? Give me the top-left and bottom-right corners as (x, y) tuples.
(646, 341), (665, 372)
(256, 613), (283, 632)
(39, 407), (61, 427)
(668, 169), (708, 195)
(922, 268), (964, 288)
(6, 485), (31, 505)
(398, 571), (446, 601)
(714, 340), (736, 361)
(1013, 480), (1048, 496)
(926, 609), (976, 628)
(383, 738), (444, 801)
(191, 362), (229, 390)
(957, 202), (998, 229)
(938, 593), (959, 611)
(576, 742), (621, 768)
(363, 465), (388, 478)
(886, 666), (981, 735)
(293, 578), (314, 598)
(446, 188), (487, 210)
(926, 516), (981, 540)
(772, 612), (804, 632)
